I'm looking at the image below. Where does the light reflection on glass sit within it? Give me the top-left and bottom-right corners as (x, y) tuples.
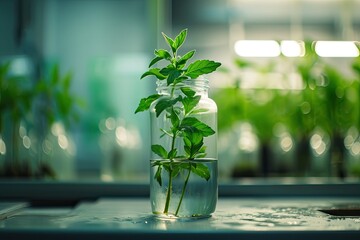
(99, 117), (143, 181)
(19, 124), (27, 138)
(0, 136), (6, 155)
(345, 127), (360, 156)
(105, 117), (116, 130)
(58, 134), (69, 150)
(344, 127), (358, 150)
(280, 135), (293, 152)
(237, 123), (259, 152)
(310, 131), (329, 156)
(115, 126), (127, 147)
(351, 141), (360, 156)
(42, 139), (52, 155)
(300, 102), (311, 115)
(22, 136), (31, 149)
(51, 123), (63, 136)
(274, 124), (294, 153)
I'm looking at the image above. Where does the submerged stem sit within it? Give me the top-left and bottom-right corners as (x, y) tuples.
(163, 168), (172, 214)
(175, 162), (192, 216)
(163, 121), (177, 214)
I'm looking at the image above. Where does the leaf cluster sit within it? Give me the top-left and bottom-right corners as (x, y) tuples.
(140, 29), (220, 85)
(135, 29), (220, 115)
(135, 29), (220, 185)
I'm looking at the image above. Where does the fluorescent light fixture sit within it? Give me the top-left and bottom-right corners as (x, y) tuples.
(281, 40), (305, 57)
(315, 41), (359, 57)
(234, 40), (280, 57)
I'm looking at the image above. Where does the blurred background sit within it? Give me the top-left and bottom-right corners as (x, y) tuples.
(1, 0), (360, 182)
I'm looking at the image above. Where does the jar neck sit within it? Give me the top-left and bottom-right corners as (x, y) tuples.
(156, 78), (209, 97)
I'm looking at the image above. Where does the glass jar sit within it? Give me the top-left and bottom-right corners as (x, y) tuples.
(149, 78), (218, 219)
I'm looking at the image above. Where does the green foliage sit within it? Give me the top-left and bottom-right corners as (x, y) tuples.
(135, 28), (220, 164)
(0, 63), (35, 129)
(0, 62), (83, 178)
(36, 65), (83, 129)
(138, 28), (220, 102)
(214, 51), (360, 160)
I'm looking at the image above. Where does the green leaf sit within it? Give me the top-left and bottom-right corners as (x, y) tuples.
(173, 29), (187, 52)
(168, 70), (182, 85)
(149, 49), (172, 67)
(149, 57), (163, 68)
(171, 162), (183, 178)
(181, 117), (215, 137)
(151, 144), (168, 159)
(173, 76), (189, 85)
(182, 95), (201, 115)
(160, 67), (182, 85)
(141, 68), (166, 80)
(177, 50), (196, 67)
(185, 60), (221, 79)
(51, 65), (60, 85)
(180, 87), (196, 97)
(161, 29), (187, 54)
(155, 96), (181, 117)
(182, 130), (204, 159)
(169, 107), (180, 128)
(154, 164), (163, 186)
(155, 49), (172, 59)
(135, 94), (161, 113)
(195, 146), (207, 158)
(191, 163), (210, 181)
(162, 32), (176, 54)
(168, 148), (177, 159)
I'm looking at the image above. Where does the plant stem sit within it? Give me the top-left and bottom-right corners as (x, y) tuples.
(175, 162), (191, 216)
(163, 168), (172, 214)
(163, 122), (177, 214)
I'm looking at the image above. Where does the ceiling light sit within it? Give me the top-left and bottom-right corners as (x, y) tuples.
(315, 41), (359, 57)
(234, 40), (280, 57)
(281, 40), (305, 57)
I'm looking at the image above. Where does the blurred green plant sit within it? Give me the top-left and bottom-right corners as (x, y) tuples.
(0, 62), (35, 176)
(36, 64), (82, 129)
(213, 43), (360, 178)
(0, 62), (82, 178)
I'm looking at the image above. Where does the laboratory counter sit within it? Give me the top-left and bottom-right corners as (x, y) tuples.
(0, 181), (359, 239)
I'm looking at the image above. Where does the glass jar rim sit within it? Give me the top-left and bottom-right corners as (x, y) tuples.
(156, 77), (209, 91)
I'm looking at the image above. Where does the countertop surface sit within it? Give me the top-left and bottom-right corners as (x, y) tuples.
(1, 197), (360, 239)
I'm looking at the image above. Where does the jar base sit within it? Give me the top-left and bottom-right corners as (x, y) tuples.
(153, 212), (212, 221)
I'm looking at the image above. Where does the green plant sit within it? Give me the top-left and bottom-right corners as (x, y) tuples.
(34, 65), (83, 176)
(36, 64), (82, 130)
(0, 62), (82, 178)
(135, 29), (221, 216)
(0, 62), (35, 176)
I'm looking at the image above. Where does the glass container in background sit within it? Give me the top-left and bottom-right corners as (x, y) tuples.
(99, 117), (142, 181)
(226, 122), (260, 178)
